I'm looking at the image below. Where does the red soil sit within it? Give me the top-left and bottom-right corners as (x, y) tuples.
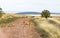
(0, 18), (41, 38)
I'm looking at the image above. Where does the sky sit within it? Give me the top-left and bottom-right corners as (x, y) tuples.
(0, 0), (60, 13)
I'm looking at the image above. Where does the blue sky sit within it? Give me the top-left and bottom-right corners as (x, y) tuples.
(0, 0), (60, 13)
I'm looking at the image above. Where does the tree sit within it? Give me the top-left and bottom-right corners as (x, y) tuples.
(0, 8), (4, 17)
(41, 10), (50, 19)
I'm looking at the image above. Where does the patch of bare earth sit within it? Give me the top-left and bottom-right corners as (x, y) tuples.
(0, 18), (41, 38)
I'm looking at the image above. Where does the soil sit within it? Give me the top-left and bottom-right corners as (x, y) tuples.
(0, 18), (41, 38)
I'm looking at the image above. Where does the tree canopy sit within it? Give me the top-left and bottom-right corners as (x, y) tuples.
(41, 10), (50, 19)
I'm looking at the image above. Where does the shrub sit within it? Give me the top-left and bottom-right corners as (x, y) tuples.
(41, 10), (50, 19)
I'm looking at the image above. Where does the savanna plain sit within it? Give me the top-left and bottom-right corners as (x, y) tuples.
(0, 14), (60, 38)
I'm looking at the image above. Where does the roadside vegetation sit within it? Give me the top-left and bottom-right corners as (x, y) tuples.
(31, 16), (60, 38)
(0, 14), (27, 27)
(31, 17), (50, 38)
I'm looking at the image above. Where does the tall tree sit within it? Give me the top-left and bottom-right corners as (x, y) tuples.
(41, 10), (50, 19)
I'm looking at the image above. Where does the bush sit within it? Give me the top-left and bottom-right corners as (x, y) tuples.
(0, 17), (19, 24)
(41, 10), (50, 19)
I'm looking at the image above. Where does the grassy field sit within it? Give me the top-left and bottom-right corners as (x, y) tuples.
(31, 16), (60, 38)
(0, 14), (60, 38)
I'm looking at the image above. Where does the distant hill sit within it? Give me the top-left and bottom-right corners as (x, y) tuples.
(16, 12), (60, 14)
(16, 12), (40, 14)
(51, 13), (60, 14)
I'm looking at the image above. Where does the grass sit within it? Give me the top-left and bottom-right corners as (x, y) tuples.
(0, 17), (19, 24)
(31, 17), (50, 38)
(0, 14), (25, 27)
(0, 17), (19, 27)
(31, 16), (60, 38)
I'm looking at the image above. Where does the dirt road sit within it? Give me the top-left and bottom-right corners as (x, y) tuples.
(0, 18), (41, 38)
(0, 28), (7, 38)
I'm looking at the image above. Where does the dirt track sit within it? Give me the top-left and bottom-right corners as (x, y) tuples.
(0, 18), (41, 38)
(0, 28), (8, 38)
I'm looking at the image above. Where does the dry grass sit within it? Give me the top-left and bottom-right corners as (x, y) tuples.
(0, 14), (25, 27)
(32, 16), (60, 38)
(52, 16), (60, 21)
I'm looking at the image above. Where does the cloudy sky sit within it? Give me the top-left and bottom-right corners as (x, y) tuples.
(0, 0), (60, 13)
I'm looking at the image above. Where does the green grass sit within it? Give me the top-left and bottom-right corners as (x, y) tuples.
(0, 17), (20, 27)
(0, 17), (19, 24)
